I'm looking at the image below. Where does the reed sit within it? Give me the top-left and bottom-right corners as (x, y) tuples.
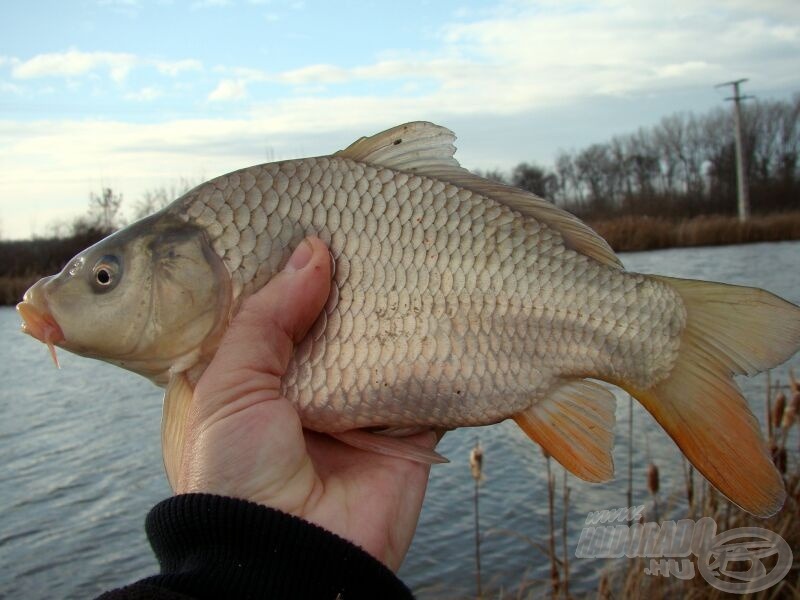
(470, 439), (484, 599)
(561, 470), (570, 600)
(597, 369), (800, 599)
(588, 211), (800, 253)
(472, 368), (800, 599)
(544, 450), (560, 598)
(0, 275), (38, 305)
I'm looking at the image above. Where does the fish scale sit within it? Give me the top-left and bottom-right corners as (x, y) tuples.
(172, 154), (681, 431)
(19, 121), (800, 516)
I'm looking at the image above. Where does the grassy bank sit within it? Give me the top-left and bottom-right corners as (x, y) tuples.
(589, 211), (800, 253)
(0, 275), (39, 306)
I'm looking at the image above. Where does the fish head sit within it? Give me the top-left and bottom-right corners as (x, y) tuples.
(17, 213), (231, 382)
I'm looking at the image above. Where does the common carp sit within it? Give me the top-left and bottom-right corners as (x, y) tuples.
(17, 122), (800, 516)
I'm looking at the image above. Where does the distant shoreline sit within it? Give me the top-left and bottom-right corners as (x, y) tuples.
(588, 211), (800, 253)
(3, 212), (799, 306)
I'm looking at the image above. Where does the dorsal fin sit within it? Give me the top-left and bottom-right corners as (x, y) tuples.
(335, 121), (460, 172)
(335, 122), (623, 269)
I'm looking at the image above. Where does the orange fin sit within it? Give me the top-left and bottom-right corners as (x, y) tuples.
(161, 372), (194, 491)
(616, 276), (798, 518)
(514, 379), (616, 482)
(330, 429), (449, 464)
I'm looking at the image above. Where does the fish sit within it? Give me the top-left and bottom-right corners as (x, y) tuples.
(17, 122), (800, 517)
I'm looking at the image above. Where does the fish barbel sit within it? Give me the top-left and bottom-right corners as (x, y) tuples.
(17, 122), (800, 516)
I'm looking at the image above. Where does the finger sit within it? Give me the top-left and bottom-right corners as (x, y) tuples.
(201, 236), (331, 384)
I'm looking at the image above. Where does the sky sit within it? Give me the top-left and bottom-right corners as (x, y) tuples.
(1, 0), (799, 239)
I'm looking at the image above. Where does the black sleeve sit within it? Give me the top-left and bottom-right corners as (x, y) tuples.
(97, 493), (414, 600)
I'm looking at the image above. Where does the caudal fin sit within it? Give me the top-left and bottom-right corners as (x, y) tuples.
(619, 276), (800, 517)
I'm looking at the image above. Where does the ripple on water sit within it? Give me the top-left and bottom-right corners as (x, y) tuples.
(2, 241), (800, 597)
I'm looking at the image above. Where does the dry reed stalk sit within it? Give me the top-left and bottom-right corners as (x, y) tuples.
(597, 573), (610, 600)
(596, 369), (800, 599)
(469, 439), (484, 599)
(561, 470), (570, 600)
(544, 451), (560, 598)
(627, 394), (634, 513)
(767, 371), (774, 441)
(682, 459), (695, 517)
(782, 393), (798, 430)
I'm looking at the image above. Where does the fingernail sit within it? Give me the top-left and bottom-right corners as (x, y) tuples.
(286, 238), (314, 272)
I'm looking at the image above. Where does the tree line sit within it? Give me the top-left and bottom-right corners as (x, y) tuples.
(478, 93), (800, 219)
(0, 181), (194, 284)
(3, 94), (799, 285)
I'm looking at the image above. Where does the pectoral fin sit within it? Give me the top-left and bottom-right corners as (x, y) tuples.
(514, 379), (616, 482)
(162, 372), (194, 491)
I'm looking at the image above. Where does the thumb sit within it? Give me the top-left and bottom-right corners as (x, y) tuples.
(198, 236), (332, 392)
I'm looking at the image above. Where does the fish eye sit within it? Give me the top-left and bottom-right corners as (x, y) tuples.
(91, 255), (122, 292)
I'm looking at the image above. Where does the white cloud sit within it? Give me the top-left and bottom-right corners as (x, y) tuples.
(125, 86), (162, 101)
(3, 0), (800, 239)
(0, 81), (24, 94)
(10, 50), (203, 83)
(279, 64), (349, 85)
(155, 58), (203, 76)
(655, 61), (714, 80)
(12, 49), (138, 82)
(256, 1), (798, 115)
(208, 79), (248, 101)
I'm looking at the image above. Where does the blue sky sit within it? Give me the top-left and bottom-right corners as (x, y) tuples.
(1, 0), (799, 239)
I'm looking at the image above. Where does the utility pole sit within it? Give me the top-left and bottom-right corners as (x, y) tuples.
(715, 79), (754, 222)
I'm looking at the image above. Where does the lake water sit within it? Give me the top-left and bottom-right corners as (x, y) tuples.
(1, 241), (799, 598)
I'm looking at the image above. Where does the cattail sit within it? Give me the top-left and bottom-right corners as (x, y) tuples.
(775, 447), (787, 475)
(469, 439), (483, 599)
(469, 441), (483, 482)
(772, 391), (787, 430)
(647, 463), (660, 495)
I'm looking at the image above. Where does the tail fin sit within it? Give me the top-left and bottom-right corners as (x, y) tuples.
(619, 276), (800, 517)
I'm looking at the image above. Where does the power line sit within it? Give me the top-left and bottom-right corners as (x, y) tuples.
(715, 78), (755, 222)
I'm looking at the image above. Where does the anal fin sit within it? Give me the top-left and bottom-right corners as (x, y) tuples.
(162, 372), (194, 492)
(514, 379), (616, 482)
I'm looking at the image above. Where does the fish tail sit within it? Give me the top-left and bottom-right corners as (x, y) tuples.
(619, 276), (800, 517)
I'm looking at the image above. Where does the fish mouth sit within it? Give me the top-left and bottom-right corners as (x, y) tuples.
(17, 282), (65, 367)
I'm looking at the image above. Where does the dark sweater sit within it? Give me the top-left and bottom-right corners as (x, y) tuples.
(97, 493), (413, 600)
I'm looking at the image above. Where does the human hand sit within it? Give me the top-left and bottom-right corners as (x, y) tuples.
(175, 236), (437, 571)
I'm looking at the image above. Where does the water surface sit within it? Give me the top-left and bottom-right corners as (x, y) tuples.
(1, 241), (798, 598)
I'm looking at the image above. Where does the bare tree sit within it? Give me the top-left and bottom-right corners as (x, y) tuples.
(511, 162), (558, 198)
(132, 178), (198, 221)
(88, 187), (124, 232)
